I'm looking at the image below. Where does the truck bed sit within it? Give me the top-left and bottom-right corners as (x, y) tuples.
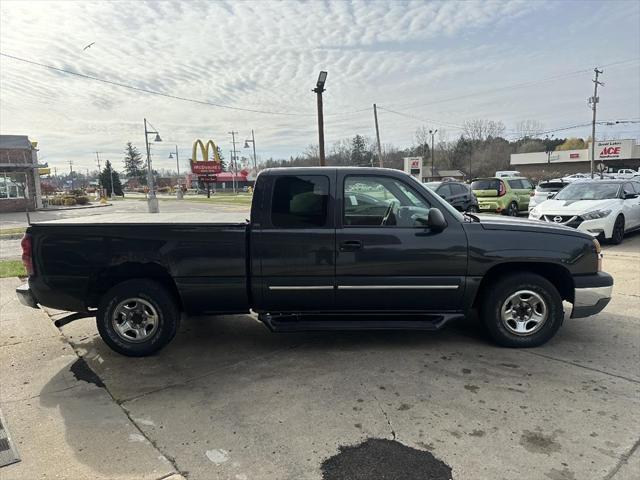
(27, 212), (251, 315)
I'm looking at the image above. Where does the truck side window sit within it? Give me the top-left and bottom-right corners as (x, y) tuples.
(271, 175), (329, 228)
(344, 175), (430, 227)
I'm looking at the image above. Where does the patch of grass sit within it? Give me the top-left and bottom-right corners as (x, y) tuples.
(0, 227), (26, 236)
(0, 260), (26, 278)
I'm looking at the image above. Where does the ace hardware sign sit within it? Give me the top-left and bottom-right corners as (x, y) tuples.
(596, 140), (633, 160)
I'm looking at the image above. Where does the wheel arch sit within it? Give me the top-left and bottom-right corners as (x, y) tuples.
(472, 262), (574, 307)
(87, 262), (182, 310)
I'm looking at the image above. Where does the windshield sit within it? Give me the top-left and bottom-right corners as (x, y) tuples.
(471, 179), (500, 191)
(424, 182), (442, 190)
(555, 183), (620, 201)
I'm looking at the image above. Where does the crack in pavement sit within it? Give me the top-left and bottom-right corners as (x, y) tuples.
(522, 350), (640, 385)
(363, 383), (396, 441)
(603, 436), (640, 480)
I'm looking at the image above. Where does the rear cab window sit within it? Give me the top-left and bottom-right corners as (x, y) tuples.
(271, 175), (330, 228)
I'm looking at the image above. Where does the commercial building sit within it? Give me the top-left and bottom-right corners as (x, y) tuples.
(0, 135), (42, 212)
(510, 139), (640, 178)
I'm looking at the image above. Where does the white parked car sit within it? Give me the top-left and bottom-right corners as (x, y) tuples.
(561, 173), (591, 183)
(495, 170), (522, 178)
(529, 180), (640, 244)
(528, 180), (569, 212)
(614, 169), (640, 179)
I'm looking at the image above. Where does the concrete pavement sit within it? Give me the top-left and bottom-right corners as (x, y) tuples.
(0, 237), (638, 479)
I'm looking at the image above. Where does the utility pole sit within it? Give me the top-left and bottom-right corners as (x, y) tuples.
(429, 129), (438, 180)
(313, 71), (328, 166)
(108, 161), (115, 197)
(589, 68), (604, 179)
(373, 104), (383, 167)
(69, 160), (74, 190)
(95, 152), (102, 196)
(228, 131), (238, 194)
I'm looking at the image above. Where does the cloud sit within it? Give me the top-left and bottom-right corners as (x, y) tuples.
(0, 0), (638, 172)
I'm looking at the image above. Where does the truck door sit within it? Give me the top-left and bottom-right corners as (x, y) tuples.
(252, 172), (336, 312)
(335, 172), (467, 311)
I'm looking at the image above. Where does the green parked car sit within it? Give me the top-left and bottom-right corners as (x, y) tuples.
(470, 177), (534, 216)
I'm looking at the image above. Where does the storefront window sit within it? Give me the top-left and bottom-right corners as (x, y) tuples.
(0, 172), (27, 199)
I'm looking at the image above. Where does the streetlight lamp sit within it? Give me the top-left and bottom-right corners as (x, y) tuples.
(169, 145), (183, 199)
(429, 129), (438, 180)
(143, 118), (162, 213)
(313, 71), (327, 166)
(243, 130), (257, 171)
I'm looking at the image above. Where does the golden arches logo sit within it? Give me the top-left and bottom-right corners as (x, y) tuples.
(192, 139), (221, 163)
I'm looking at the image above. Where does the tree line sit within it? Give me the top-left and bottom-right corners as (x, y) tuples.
(261, 119), (592, 180)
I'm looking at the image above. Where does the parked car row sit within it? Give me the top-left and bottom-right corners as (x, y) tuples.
(529, 180), (640, 244)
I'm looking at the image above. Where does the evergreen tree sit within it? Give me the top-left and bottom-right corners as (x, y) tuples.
(351, 135), (373, 166)
(216, 146), (228, 172)
(123, 142), (146, 185)
(100, 160), (124, 196)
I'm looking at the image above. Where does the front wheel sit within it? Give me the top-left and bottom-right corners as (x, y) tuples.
(609, 215), (625, 245)
(96, 279), (180, 356)
(480, 273), (563, 347)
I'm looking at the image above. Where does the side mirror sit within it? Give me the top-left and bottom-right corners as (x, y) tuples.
(439, 193), (447, 199)
(548, 193), (556, 199)
(427, 208), (448, 231)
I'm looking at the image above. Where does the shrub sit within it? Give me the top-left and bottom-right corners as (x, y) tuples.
(75, 196), (89, 205)
(63, 198), (76, 206)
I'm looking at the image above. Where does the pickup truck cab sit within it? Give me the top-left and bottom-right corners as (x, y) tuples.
(17, 167), (613, 356)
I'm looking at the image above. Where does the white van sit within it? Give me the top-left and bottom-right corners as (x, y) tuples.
(495, 170), (522, 178)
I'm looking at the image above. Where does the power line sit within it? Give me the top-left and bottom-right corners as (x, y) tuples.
(376, 106), (466, 130)
(0, 52), (321, 117)
(385, 58), (640, 111)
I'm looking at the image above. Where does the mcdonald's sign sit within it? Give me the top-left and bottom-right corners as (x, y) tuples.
(191, 139), (222, 174)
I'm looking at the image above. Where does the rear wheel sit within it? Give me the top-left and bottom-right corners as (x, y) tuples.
(480, 273), (563, 347)
(503, 201), (519, 216)
(96, 279), (180, 357)
(610, 215), (625, 245)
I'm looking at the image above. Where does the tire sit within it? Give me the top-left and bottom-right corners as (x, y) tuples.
(96, 279), (180, 357)
(609, 215), (625, 245)
(503, 201), (519, 216)
(480, 273), (563, 348)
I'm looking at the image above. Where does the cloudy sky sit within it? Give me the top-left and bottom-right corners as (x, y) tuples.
(1, 0), (639, 173)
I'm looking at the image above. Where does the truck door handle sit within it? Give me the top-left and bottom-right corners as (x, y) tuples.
(339, 240), (363, 251)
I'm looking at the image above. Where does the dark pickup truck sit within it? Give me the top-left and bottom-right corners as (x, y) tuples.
(17, 167), (613, 356)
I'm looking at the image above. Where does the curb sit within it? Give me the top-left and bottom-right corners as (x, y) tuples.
(0, 234), (23, 240)
(38, 203), (112, 211)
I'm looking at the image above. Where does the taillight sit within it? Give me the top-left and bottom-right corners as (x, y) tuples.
(21, 234), (34, 276)
(498, 181), (506, 197)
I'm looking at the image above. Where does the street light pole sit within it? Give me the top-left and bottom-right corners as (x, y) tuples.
(229, 131), (238, 194)
(109, 161), (115, 197)
(144, 118), (162, 213)
(429, 129), (438, 180)
(313, 71), (327, 166)
(244, 130), (257, 171)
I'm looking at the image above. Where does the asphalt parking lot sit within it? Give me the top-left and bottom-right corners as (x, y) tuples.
(0, 206), (638, 480)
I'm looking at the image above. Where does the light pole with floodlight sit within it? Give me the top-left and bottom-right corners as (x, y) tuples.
(144, 118), (162, 213)
(313, 71), (327, 166)
(429, 129), (438, 180)
(169, 145), (183, 198)
(243, 130), (257, 171)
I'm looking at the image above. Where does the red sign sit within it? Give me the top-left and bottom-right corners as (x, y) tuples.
(569, 153), (580, 159)
(191, 161), (222, 174)
(198, 175), (217, 183)
(599, 146), (621, 158)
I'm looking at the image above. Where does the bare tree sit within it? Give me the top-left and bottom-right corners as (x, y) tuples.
(462, 119), (506, 141)
(515, 120), (545, 139)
